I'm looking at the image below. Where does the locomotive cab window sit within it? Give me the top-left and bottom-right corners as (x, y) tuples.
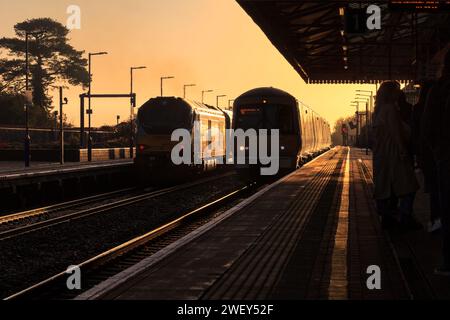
(236, 104), (294, 134)
(237, 106), (263, 130)
(138, 101), (193, 135)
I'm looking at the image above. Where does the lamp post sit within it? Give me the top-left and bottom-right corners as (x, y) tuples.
(24, 32), (31, 167)
(202, 90), (213, 104)
(131, 67), (147, 97)
(356, 95), (370, 155)
(53, 111), (58, 141)
(130, 66), (147, 158)
(216, 95), (226, 108)
(161, 76), (174, 97)
(228, 99), (235, 110)
(183, 84), (196, 99)
(59, 87), (68, 165)
(351, 101), (362, 147)
(350, 102), (358, 146)
(356, 90), (374, 126)
(23, 31), (45, 167)
(88, 51), (108, 162)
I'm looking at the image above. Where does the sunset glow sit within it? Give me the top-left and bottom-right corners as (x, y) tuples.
(0, 0), (374, 127)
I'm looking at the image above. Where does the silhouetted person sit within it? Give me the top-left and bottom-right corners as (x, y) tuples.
(372, 81), (419, 229)
(422, 49), (450, 276)
(399, 91), (413, 122)
(341, 123), (349, 146)
(413, 81), (440, 233)
(394, 91), (417, 222)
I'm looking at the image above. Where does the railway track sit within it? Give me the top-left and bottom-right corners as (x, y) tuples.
(0, 187), (137, 223)
(0, 172), (234, 242)
(4, 181), (257, 300)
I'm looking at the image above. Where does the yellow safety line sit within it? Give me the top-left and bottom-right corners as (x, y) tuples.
(328, 147), (350, 300)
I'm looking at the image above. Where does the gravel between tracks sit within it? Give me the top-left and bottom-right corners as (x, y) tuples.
(0, 173), (246, 298)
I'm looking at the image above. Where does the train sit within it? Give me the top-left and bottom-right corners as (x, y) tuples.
(232, 87), (331, 178)
(134, 88), (331, 182)
(134, 96), (232, 181)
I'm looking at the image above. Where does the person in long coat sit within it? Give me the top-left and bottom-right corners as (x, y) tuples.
(422, 49), (450, 276)
(372, 81), (419, 228)
(413, 81), (440, 233)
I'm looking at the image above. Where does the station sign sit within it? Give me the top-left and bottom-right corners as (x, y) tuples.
(389, 0), (450, 11)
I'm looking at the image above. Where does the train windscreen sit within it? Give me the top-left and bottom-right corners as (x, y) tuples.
(138, 103), (192, 134)
(236, 105), (294, 134)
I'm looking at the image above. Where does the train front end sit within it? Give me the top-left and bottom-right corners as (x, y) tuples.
(233, 87), (302, 179)
(135, 97), (194, 182)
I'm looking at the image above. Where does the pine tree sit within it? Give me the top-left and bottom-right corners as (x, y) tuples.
(0, 18), (89, 125)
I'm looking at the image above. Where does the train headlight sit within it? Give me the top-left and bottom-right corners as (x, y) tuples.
(281, 146), (285, 151)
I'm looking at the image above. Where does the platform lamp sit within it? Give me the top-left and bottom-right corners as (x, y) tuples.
(350, 102), (359, 146)
(351, 101), (362, 147)
(355, 96), (370, 155)
(202, 90), (214, 104)
(228, 99), (235, 110)
(88, 51), (108, 162)
(356, 90), (374, 126)
(216, 95), (227, 109)
(130, 66), (147, 159)
(23, 31), (44, 167)
(161, 76), (175, 97)
(183, 84), (196, 99)
(59, 87), (69, 165)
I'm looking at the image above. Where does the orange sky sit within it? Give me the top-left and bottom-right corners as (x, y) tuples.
(1, 0), (376, 127)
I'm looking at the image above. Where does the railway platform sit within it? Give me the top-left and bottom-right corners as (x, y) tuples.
(0, 159), (132, 178)
(75, 147), (449, 300)
(0, 160), (134, 211)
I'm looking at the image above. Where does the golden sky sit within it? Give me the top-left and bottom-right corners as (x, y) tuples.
(1, 0), (376, 127)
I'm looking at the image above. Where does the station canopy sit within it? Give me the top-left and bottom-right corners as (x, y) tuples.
(238, 0), (450, 84)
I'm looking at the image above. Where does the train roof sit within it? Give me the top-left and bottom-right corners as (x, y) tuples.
(235, 87), (296, 105)
(139, 97), (225, 117)
(234, 87), (329, 126)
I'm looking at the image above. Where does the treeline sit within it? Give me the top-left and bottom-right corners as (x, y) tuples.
(0, 93), (53, 127)
(0, 17), (89, 128)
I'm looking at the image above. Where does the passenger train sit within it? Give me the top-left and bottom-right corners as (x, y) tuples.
(134, 88), (331, 182)
(233, 87), (331, 178)
(135, 97), (232, 181)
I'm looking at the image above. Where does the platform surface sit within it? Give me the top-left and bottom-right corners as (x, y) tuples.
(83, 147), (449, 300)
(355, 149), (450, 299)
(0, 159), (133, 180)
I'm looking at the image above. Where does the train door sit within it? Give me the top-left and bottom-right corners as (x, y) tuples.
(310, 109), (315, 153)
(297, 102), (304, 160)
(303, 106), (312, 155)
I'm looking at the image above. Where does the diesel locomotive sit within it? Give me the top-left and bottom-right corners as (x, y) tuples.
(135, 97), (232, 181)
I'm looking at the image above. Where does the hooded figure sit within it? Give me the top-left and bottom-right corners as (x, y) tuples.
(372, 81), (419, 202)
(372, 81), (420, 229)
